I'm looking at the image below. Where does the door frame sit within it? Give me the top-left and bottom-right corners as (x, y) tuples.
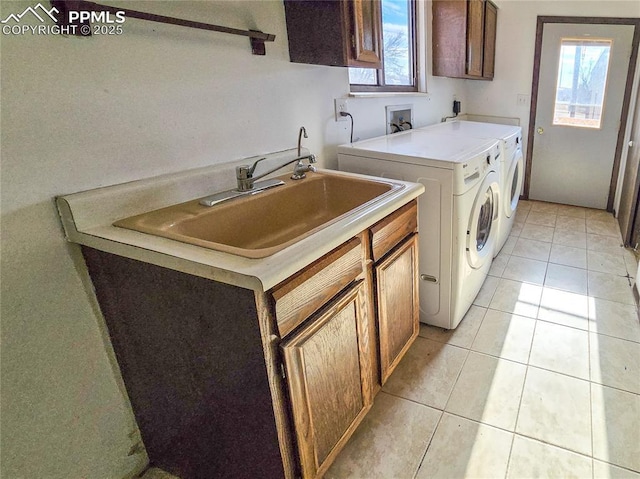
(617, 72), (640, 246)
(523, 16), (640, 211)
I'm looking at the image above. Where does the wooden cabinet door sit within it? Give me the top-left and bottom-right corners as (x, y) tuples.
(482, 1), (497, 79)
(433, 0), (497, 80)
(348, 0), (383, 67)
(466, 0), (485, 77)
(284, 0), (382, 68)
(281, 281), (372, 478)
(376, 235), (419, 384)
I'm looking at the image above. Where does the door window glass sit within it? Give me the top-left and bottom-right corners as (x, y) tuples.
(511, 162), (520, 206)
(553, 39), (612, 129)
(476, 189), (494, 251)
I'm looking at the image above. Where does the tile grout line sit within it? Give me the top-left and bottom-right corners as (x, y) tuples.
(411, 408), (444, 479)
(589, 329), (595, 475)
(508, 302), (540, 473)
(509, 430), (597, 464)
(465, 313), (638, 391)
(412, 309), (490, 479)
(440, 346), (473, 414)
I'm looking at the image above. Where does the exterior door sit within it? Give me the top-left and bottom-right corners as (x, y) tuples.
(529, 22), (635, 209)
(618, 71), (640, 246)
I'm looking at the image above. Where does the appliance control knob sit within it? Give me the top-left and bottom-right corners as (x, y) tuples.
(486, 154), (491, 165)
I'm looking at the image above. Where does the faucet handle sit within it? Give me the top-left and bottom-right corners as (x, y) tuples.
(236, 157), (267, 179)
(308, 154), (317, 164)
(236, 165), (252, 180)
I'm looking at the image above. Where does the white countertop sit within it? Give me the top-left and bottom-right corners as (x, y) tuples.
(57, 150), (424, 292)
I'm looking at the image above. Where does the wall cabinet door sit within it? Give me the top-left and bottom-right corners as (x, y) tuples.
(376, 235), (419, 383)
(281, 281), (372, 478)
(482, 0), (497, 79)
(432, 0), (497, 80)
(466, 0), (485, 77)
(284, 0), (382, 68)
(348, 0), (383, 66)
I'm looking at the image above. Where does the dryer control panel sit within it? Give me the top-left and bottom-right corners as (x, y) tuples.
(503, 131), (523, 160)
(455, 142), (500, 195)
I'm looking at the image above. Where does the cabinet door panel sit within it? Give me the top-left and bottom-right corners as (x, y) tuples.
(350, 0), (383, 67)
(483, 1), (497, 79)
(285, 0), (382, 68)
(377, 235), (419, 383)
(370, 200), (418, 262)
(272, 237), (363, 338)
(432, 0), (467, 78)
(467, 0), (485, 77)
(284, 0), (348, 66)
(433, 0), (497, 80)
(282, 282), (371, 478)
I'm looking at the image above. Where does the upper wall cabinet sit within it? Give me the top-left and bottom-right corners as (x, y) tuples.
(432, 0), (498, 80)
(284, 0), (383, 68)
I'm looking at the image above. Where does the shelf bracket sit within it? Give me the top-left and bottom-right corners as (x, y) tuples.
(50, 0), (276, 55)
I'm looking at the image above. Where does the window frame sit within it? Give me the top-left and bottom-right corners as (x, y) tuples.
(350, 0), (418, 93)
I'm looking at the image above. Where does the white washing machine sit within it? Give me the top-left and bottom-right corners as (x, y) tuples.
(338, 129), (501, 330)
(422, 120), (523, 256)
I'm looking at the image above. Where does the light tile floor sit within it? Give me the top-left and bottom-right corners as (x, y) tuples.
(327, 200), (640, 479)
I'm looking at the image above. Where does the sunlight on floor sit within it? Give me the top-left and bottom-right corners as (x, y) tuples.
(328, 200), (640, 478)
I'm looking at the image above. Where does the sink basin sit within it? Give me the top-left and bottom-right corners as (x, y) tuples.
(114, 171), (402, 258)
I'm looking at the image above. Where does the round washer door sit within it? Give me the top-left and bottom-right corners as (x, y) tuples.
(467, 171), (500, 269)
(504, 149), (524, 218)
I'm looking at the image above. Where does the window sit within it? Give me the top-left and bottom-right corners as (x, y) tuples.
(553, 38), (612, 129)
(349, 0), (417, 92)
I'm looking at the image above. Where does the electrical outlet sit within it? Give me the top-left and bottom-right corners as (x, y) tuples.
(335, 98), (348, 122)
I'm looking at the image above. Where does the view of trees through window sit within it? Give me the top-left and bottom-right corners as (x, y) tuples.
(349, 0), (414, 88)
(553, 39), (612, 129)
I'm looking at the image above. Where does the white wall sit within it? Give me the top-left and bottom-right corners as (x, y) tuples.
(0, 1), (461, 477)
(0, 2), (342, 478)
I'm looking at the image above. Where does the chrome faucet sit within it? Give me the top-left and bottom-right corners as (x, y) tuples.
(291, 154), (317, 180)
(235, 153), (316, 192)
(199, 129), (317, 206)
(297, 126), (307, 156)
(291, 126), (316, 179)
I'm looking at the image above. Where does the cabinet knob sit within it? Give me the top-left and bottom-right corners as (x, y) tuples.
(537, 127), (544, 135)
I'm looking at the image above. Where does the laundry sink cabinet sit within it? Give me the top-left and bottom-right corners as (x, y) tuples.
(274, 200), (419, 477)
(370, 202), (420, 383)
(79, 199), (419, 479)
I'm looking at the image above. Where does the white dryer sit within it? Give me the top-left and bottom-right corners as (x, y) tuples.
(338, 129), (501, 330)
(422, 120), (523, 256)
